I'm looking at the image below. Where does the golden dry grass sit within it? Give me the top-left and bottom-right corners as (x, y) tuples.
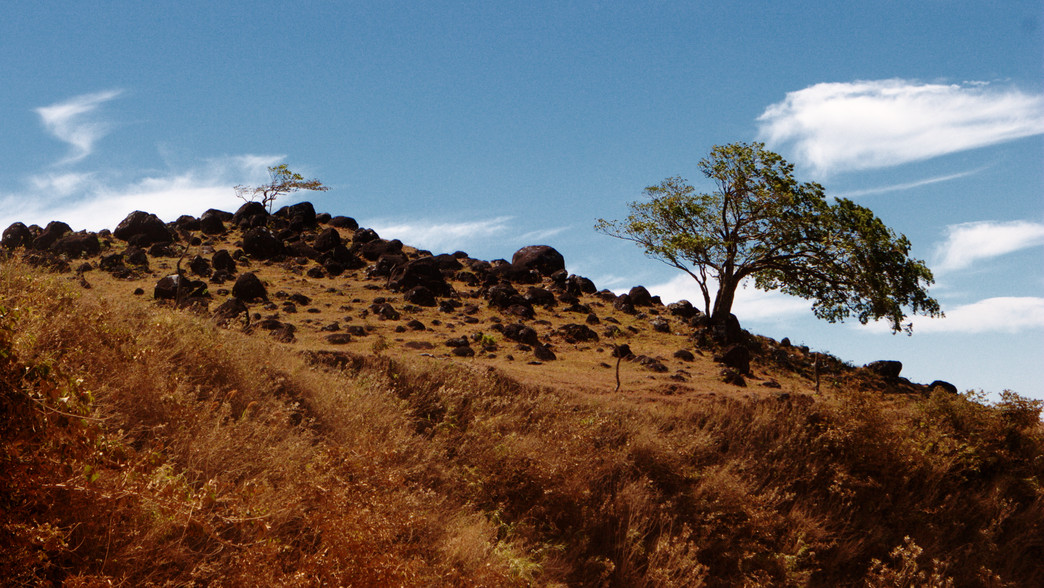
(2, 217), (1042, 586)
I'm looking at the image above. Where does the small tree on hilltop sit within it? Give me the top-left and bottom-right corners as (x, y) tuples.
(234, 164), (329, 212)
(595, 142), (942, 334)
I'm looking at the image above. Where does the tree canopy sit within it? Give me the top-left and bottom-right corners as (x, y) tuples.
(595, 142), (942, 334)
(234, 164), (329, 212)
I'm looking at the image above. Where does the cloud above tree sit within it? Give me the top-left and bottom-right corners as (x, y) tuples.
(757, 79), (1044, 175)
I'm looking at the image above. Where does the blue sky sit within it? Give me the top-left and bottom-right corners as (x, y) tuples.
(3, 1), (1042, 398)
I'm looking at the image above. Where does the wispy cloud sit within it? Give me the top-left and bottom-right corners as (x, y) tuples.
(934, 220), (1044, 273)
(757, 79), (1044, 175)
(835, 168), (986, 199)
(35, 89), (124, 164)
(0, 154), (284, 231)
(861, 297), (1044, 334)
(368, 217), (514, 253)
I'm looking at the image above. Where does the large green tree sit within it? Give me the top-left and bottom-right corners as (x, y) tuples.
(595, 142), (941, 334)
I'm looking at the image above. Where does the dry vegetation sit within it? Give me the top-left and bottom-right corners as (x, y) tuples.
(2, 215), (1043, 586)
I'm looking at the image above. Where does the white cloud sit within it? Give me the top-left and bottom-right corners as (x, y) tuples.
(757, 79), (1044, 175)
(368, 217), (513, 253)
(934, 220), (1044, 273)
(35, 89), (124, 164)
(0, 154), (284, 231)
(640, 274), (810, 321)
(862, 297), (1044, 334)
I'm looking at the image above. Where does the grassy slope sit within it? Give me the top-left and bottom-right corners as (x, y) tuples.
(1, 227), (1042, 586)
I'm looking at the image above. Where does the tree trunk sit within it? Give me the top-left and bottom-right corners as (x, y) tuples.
(711, 277), (739, 323)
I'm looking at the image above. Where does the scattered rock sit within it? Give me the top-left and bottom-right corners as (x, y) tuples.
(533, 343), (557, 361)
(866, 360), (903, 379)
(716, 344), (751, 375)
(929, 380), (958, 395)
(232, 272), (268, 302)
(325, 333), (352, 345)
(556, 323), (599, 343)
(503, 323), (540, 346)
(212, 298), (249, 326)
(673, 349), (695, 362)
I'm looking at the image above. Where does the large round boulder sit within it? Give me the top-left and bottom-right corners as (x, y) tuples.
(511, 245), (565, 277)
(114, 211), (172, 245)
(2, 222), (34, 249)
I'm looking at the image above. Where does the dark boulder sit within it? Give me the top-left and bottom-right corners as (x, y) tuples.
(114, 211), (172, 245)
(232, 201), (269, 229)
(503, 323), (540, 346)
(175, 215), (201, 231)
(635, 355), (669, 373)
(51, 232), (100, 258)
(353, 228), (380, 244)
(212, 250), (237, 274)
(241, 227), (283, 259)
(212, 298), (248, 326)
(32, 221), (73, 250)
(613, 294), (636, 315)
(565, 274), (597, 295)
(388, 256), (452, 296)
(674, 349), (695, 361)
(404, 286), (437, 307)
(370, 302), (400, 321)
(189, 255), (212, 277)
(511, 245), (565, 276)
(276, 201), (317, 229)
(667, 300), (699, 319)
(232, 272), (268, 302)
(628, 286), (653, 306)
(154, 274), (207, 300)
(556, 323), (599, 343)
(533, 344), (557, 361)
(866, 360), (903, 379)
(124, 246), (148, 267)
(650, 318), (671, 333)
(716, 344), (751, 375)
(313, 228), (342, 252)
(199, 209), (228, 235)
(2, 222), (34, 249)
(330, 216), (359, 230)
(929, 380), (958, 395)
(360, 238), (403, 261)
(432, 253), (464, 272)
(524, 286), (557, 307)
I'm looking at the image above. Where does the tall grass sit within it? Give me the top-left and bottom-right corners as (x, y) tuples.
(1, 259), (1041, 586)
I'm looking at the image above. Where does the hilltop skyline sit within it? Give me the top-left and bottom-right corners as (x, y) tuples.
(2, 1), (1042, 396)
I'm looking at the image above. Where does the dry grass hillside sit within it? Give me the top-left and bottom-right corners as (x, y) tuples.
(1, 202), (1042, 586)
